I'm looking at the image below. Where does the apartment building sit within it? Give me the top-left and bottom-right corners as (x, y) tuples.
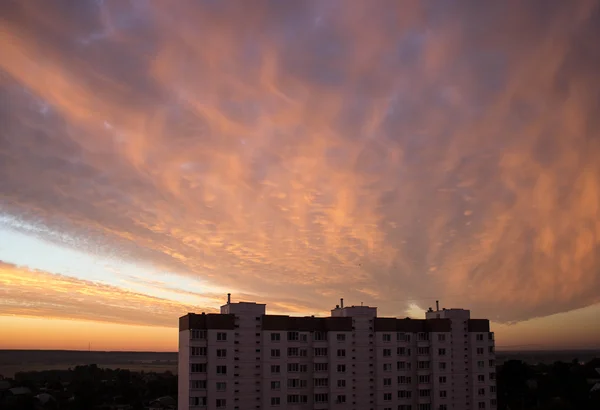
(179, 296), (496, 410)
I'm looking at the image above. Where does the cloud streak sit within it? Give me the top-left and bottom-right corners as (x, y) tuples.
(0, 0), (599, 325)
(0, 261), (207, 327)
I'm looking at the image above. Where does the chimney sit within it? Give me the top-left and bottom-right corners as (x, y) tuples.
(436, 300), (439, 311)
(227, 293), (231, 304)
(340, 298), (344, 308)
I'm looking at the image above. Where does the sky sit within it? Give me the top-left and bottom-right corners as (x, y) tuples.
(0, 0), (599, 352)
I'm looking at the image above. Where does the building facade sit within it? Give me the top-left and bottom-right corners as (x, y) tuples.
(179, 297), (496, 410)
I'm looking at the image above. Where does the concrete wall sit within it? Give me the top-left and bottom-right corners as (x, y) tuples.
(179, 303), (496, 410)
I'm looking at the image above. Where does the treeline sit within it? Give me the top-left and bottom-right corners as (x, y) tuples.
(497, 358), (600, 410)
(1, 364), (177, 410)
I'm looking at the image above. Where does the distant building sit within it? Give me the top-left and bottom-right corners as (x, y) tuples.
(178, 296), (496, 410)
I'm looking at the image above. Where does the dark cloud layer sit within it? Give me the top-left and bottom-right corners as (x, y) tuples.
(1, 0), (600, 323)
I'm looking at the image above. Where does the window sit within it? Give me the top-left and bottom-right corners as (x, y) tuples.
(398, 361), (411, 370)
(490, 386), (496, 393)
(216, 349), (227, 358)
(489, 360), (495, 367)
(190, 380), (207, 389)
(337, 333), (346, 342)
(440, 406), (448, 410)
(300, 333), (308, 342)
(337, 364), (346, 373)
(314, 393), (328, 403)
(216, 365), (227, 375)
(299, 348), (308, 357)
(337, 349), (346, 357)
(419, 404), (431, 410)
(191, 330), (207, 339)
(216, 382), (226, 391)
(337, 379), (346, 387)
(476, 334), (484, 341)
(191, 346), (206, 356)
(383, 348), (392, 357)
(438, 334), (446, 342)
(271, 333), (281, 342)
(478, 388), (485, 396)
(271, 381), (281, 390)
(439, 362), (447, 370)
(314, 378), (328, 387)
(191, 363), (206, 373)
(398, 390), (412, 398)
(398, 347), (411, 356)
(440, 390), (447, 398)
(216, 398), (226, 408)
(288, 363), (299, 372)
(418, 347), (430, 355)
(478, 402), (486, 409)
(314, 347), (328, 356)
(288, 331), (299, 341)
(419, 389), (431, 397)
(418, 361), (430, 369)
(398, 376), (412, 384)
(478, 360), (485, 368)
(383, 378), (392, 386)
(299, 364), (308, 372)
(490, 372), (496, 380)
(489, 346), (495, 354)
(216, 332), (227, 341)
(314, 331), (326, 341)
(438, 348), (446, 356)
(383, 363), (392, 371)
(314, 363), (328, 372)
(288, 347), (299, 357)
(491, 399), (497, 407)
(270, 397), (280, 406)
(398, 332), (411, 342)
(271, 365), (281, 374)
(383, 393), (392, 401)
(336, 395), (346, 403)
(383, 333), (392, 342)
(478, 375), (485, 382)
(288, 379), (307, 388)
(439, 376), (447, 384)
(271, 349), (280, 357)
(417, 332), (429, 341)
(418, 375), (430, 383)
(287, 395), (307, 404)
(399, 406), (412, 410)
(477, 347), (484, 355)
(189, 397), (207, 406)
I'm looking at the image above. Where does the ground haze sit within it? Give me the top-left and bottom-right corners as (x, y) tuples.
(0, 350), (177, 378)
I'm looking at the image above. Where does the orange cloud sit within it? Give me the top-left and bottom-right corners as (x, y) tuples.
(0, 261), (210, 327)
(0, 0), (599, 333)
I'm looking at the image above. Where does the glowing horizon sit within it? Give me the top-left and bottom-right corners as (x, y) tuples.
(1, 1), (599, 351)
